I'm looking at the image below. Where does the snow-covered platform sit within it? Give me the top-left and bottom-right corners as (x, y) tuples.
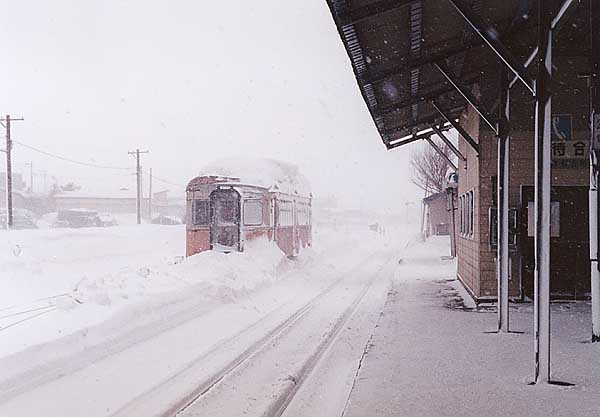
(343, 238), (600, 417)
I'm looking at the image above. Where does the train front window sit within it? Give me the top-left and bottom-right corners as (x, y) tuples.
(216, 200), (238, 225)
(192, 200), (210, 225)
(244, 201), (263, 226)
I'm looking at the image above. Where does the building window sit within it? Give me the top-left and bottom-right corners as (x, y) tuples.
(244, 200), (263, 226)
(192, 200), (210, 225)
(459, 190), (475, 237)
(462, 195), (466, 234)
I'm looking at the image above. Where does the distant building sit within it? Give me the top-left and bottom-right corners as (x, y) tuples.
(52, 187), (184, 218)
(152, 190), (185, 219)
(422, 192), (451, 237)
(0, 172), (30, 210)
(53, 188), (148, 214)
(0, 189), (27, 209)
(0, 172), (27, 192)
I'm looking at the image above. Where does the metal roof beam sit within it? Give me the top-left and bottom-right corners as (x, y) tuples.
(386, 122), (453, 148)
(383, 106), (463, 142)
(387, 127), (433, 147)
(445, 0), (535, 95)
(509, 0), (578, 89)
(429, 123), (466, 163)
(434, 62), (498, 134)
(368, 37), (484, 85)
(425, 136), (458, 171)
(377, 75), (480, 116)
(340, 0), (416, 26)
(386, 131), (430, 150)
(431, 100), (479, 155)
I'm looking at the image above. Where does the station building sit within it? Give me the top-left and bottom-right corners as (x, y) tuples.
(456, 61), (590, 301)
(422, 191), (451, 237)
(325, 0), (595, 302)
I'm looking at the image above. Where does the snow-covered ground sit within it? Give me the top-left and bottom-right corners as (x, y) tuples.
(0, 222), (402, 359)
(0, 218), (405, 416)
(1, 225), (187, 356)
(4, 222), (597, 417)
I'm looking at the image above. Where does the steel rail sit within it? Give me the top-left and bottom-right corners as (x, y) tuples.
(131, 253), (381, 417)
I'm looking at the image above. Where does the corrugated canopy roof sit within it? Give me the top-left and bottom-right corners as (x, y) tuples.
(325, 0), (591, 150)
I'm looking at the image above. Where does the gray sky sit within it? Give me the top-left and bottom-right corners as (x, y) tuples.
(0, 0), (422, 210)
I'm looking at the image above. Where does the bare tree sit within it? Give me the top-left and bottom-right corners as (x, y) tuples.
(410, 139), (454, 194)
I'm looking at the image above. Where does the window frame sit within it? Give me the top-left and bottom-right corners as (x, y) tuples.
(458, 190), (475, 238)
(192, 199), (210, 226)
(278, 200), (294, 227)
(243, 200), (264, 226)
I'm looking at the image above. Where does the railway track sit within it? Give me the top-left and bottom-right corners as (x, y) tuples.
(0, 294), (72, 333)
(153, 252), (395, 417)
(108, 249), (386, 417)
(262, 260), (387, 417)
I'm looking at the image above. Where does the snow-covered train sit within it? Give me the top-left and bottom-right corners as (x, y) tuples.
(185, 159), (312, 257)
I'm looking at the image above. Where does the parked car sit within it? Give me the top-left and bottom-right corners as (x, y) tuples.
(97, 213), (117, 227)
(0, 208), (38, 229)
(151, 214), (182, 225)
(53, 209), (102, 228)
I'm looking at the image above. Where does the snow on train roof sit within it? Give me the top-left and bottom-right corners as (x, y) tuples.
(198, 158), (311, 196)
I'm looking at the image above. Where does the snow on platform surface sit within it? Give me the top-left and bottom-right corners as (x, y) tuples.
(198, 157), (311, 195)
(343, 236), (600, 417)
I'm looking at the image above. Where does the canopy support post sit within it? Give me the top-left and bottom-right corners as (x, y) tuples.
(533, 0), (553, 384)
(590, 0), (600, 343)
(497, 67), (510, 333)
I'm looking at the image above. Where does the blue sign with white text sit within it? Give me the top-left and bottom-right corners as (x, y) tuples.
(551, 114), (572, 141)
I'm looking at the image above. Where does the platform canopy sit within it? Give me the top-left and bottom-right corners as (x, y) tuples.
(325, 0), (590, 150)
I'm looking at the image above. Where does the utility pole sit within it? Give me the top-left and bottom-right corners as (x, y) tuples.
(128, 149), (148, 224)
(39, 170), (47, 194)
(0, 115), (24, 229)
(26, 161), (33, 193)
(148, 168), (153, 219)
(446, 182), (458, 258)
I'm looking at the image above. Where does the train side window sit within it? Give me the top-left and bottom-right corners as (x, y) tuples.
(297, 207), (308, 225)
(278, 201), (294, 226)
(244, 201), (263, 226)
(193, 200), (210, 225)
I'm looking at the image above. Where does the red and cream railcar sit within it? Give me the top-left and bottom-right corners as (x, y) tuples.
(185, 175), (312, 257)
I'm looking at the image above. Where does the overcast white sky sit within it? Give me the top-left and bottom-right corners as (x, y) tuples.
(0, 0), (423, 211)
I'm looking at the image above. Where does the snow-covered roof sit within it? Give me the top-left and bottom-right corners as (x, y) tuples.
(54, 187), (139, 200)
(422, 191), (447, 204)
(198, 158), (311, 196)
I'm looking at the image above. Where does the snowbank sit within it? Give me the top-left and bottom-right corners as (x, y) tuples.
(0, 211), (402, 367)
(0, 226), (288, 357)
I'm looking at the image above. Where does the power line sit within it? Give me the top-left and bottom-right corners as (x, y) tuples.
(14, 139), (185, 187)
(148, 173), (186, 188)
(13, 140), (131, 170)
(138, 167), (185, 188)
